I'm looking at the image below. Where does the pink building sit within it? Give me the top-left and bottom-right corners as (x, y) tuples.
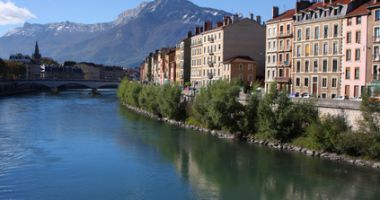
(342, 3), (370, 98)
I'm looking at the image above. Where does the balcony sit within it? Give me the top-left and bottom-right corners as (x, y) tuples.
(374, 36), (380, 43)
(209, 51), (214, 56)
(275, 77), (291, 83)
(208, 38), (215, 43)
(278, 32), (293, 38)
(374, 54), (380, 62)
(208, 62), (214, 67)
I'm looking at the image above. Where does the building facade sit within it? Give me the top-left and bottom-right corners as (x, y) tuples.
(223, 56), (257, 84)
(265, 8), (296, 93)
(342, 3), (370, 98)
(368, 0), (380, 97)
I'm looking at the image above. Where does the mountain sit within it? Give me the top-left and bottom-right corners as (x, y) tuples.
(0, 0), (231, 67)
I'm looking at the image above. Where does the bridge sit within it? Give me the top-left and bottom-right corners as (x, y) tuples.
(2, 79), (120, 94)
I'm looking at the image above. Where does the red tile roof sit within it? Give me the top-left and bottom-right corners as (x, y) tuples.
(368, 1), (380, 9)
(346, 2), (370, 17)
(267, 9), (295, 23)
(303, 0), (353, 11)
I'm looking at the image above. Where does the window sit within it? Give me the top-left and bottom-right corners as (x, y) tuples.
(332, 78), (337, 88)
(322, 93), (327, 99)
(314, 60), (318, 72)
(305, 44), (310, 56)
(346, 67), (351, 79)
(374, 46), (380, 60)
(248, 64), (253, 71)
(323, 43), (328, 55)
(333, 59), (338, 72)
(314, 43), (319, 56)
(324, 25), (329, 38)
(287, 24), (291, 34)
(355, 48), (361, 61)
(346, 49), (351, 61)
(306, 28), (310, 40)
(304, 78), (309, 87)
(333, 42), (338, 55)
(355, 31), (361, 44)
(333, 24), (339, 37)
(374, 65), (379, 80)
(346, 32), (352, 43)
(279, 69), (284, 77)
(297, 61), (301, 72)
(347, 18), (352, 26)
(323, 60), (328, 72)
(296, 45), (301, 57)
(315, 26), (320, 39)
(375, 27), (380, 40)
(305, 60), (309, 72)
(296, 78), (301, 86)
(322, 78), (327, 88)
(356, 16), (361, 25)
(239, 64), (243, 72)
(297, 29), (302, 41)
(355, 67), (360, 80)
(376, 10), (380, 21)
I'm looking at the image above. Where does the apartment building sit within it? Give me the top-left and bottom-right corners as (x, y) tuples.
(342, 2), (370, 98)
(292, 0), (368, 99)
(175, 34), (191, 85)
(223, 56), (257, 84)
(265, 7), (296, 93)
(368, 0), (380, 96)
(190, 16), (265, 88)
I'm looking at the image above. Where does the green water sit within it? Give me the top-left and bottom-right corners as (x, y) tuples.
(0, 90), (379, 200)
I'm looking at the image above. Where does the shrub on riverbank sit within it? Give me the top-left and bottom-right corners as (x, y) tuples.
(118, 79), (380, 160)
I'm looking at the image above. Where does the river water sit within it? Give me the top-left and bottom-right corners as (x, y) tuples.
(0, 90), (379, 200)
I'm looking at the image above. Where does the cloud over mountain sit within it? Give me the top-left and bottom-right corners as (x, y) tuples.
(0, 1), (36, 25)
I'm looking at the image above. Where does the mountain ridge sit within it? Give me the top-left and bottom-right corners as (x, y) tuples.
(0, 0), (231, 66)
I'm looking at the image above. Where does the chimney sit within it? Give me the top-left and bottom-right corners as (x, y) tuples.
(187, 31), (192, 38)
(217, 21), (223, 27)
(195, 26), (200, 35)
(272, 6), (279, 18)
(224, 16), (232, 26)
(296, 0), (313, 12)
(250, 13), (254, 20)
(232, 14), (239, 23)
(204, 20), (212, 31)
(256, 16), (262, 24)
(200, 27), (204, 33)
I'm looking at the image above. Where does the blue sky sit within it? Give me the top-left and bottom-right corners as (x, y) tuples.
(0, 0), (295, 36)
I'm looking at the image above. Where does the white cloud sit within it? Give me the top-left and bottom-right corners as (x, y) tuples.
(0, 1), (36, 25)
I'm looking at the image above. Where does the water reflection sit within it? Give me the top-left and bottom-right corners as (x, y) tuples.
(119, 106), (380, 200)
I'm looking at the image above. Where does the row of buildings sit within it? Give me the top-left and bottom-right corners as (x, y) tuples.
(266, 0), (380, 99)
(140, 15), (266, 87)
(9, 42), (128, 81)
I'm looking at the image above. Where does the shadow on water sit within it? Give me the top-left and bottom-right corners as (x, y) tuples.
(119, 106), (380, 200)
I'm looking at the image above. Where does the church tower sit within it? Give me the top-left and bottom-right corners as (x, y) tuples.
(32, 41), (42, 64)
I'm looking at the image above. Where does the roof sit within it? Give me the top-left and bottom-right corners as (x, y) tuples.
(223, 56), (256, 64)
(302, 0), (352, 12)
(267, 9), (295, 23)
(346, 2), (370, 17)
(368, 1), (380, 9)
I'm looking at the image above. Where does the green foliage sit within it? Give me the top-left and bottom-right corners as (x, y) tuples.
(239, 82), (260, 135)
(308, 115), (349, 153)
(192, 80), (243, 131)
(158, 84), (186, 120)
(292, 136), (322, 151)
(360, 91), (380, 136)
(258, 83), (318, 142)
(138, 85), (160, 115)
(0, 60), (26, 80)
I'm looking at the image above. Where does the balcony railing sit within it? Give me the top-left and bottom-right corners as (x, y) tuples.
(207, 72), (214, 80)
(208, 62), (214, 67)
(275, 77), (291, 83)
(208, 38), (215, 43)
(209, 51), (214, 56)
(282, 61), (291, 66)
(278, 32), (293, 38)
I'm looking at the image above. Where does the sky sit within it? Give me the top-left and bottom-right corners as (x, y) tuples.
(0, 0), (295, 36)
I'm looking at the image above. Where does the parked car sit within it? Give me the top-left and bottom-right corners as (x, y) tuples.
(302, 93), (311, 99)
(289, 92), (300, 98)
(333, 96), (346, 101)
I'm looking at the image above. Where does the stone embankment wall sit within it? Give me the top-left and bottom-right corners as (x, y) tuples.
(293, 99), (362, 129)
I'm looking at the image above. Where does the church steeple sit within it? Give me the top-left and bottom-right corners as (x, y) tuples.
(32, 40), (42, 63)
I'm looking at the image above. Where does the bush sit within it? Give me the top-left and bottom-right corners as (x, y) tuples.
(308, 114), (349, 153)
(192, 80), (243, 132)
(338, 131), (372, 157)
(138, 85), (160, 115)
(158, 84), (186, 120)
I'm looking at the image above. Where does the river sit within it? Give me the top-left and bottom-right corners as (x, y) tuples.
(0, 90), (379, 200)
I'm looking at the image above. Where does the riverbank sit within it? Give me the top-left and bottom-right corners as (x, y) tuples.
(122, 102), (380, 170)
(0, 82), (46, 97)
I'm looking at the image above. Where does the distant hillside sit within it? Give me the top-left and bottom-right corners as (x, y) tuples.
(0, 0), (231, 67)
